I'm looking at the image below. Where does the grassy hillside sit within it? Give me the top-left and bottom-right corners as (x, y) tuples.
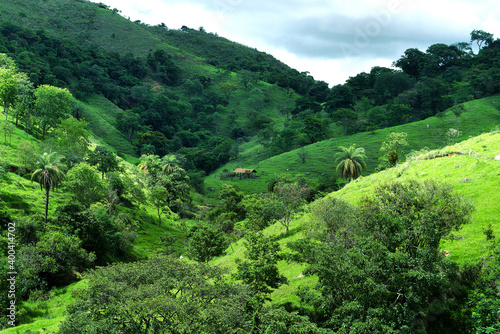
(210, 130), (500, 307)
(0, 0), (162, 56)
(0, 281), (86, 334)
(206, 94), (500, 195)
(80, 95), (137, 158)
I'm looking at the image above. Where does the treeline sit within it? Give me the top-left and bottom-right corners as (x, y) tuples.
(291, 30), (500, 134)
(246, 30), (500, 160)
(0, 21), (180, 109)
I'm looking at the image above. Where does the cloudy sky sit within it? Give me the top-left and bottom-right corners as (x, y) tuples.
(89, 0), (500, 86)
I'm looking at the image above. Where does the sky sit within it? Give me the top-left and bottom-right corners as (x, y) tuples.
(89, 0), (500, 86)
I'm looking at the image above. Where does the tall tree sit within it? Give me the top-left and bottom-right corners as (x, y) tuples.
(17, 141), (38, 172)
(187, 223), (227, 263)
(0, 73), (18, 121)
(470, 29), (494, 52)
(64, 163), (107, 207)
(393, 48), (426, 79)
(34, 85), (73, 139)
(335, 144), (367, 182)
(14, 74), (35, 130)
(31, 152), (65, 227)
(87, 146), (119, 179)
(271, 182), (310, 235)
(53, 118), (91, 170)
(116, 111), (141, 141)
(218, 82), (238, 101)
(303, 115), (329, 143)
(236, 231), (287, 296)
(148, 186), (170, 225)
(380, 132), (409, 165)
(1, 121), (14, 144)
(294, 180), (474, 332)
(330, 108), (358, 136)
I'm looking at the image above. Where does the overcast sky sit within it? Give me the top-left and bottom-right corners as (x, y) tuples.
(89, 0), (500, 86)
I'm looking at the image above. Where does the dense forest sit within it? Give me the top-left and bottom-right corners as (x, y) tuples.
(0, 0), (499, 333)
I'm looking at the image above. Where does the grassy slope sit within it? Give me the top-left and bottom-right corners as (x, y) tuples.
(1, 0), (296, 160)
(211, 130), (500, 306)
(1, 280), (86, 334)
(206, 95), (500, 195)
(0, 0), (162, 57)
(80, 95), (137, 158)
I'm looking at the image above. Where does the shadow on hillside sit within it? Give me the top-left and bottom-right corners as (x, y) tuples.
(275, 225), (302, 241)
(0, 192), (31, 210)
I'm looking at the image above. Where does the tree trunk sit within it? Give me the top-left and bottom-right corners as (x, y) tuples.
(42, 123), (47, 140)
(45, 188), (50, 228)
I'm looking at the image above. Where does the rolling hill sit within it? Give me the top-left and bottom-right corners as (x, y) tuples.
(1, 0), (500, 332)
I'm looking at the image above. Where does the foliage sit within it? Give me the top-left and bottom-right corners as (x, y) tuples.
(330, 108), (358, 136)
(51, 118), (91, 170)
(58, 257), (252, 334)
(244, 193), (281, 231)
(64, 163), (107, 207)
(209, 184), (246, 224)
(0, 72), (17, 121)
(87, 145), (119, 179)
(470, 29), (494, 50)
(236, 231), (287, 296)
(17, 141), (38, 172)
(17, 231), (95, 299)
(148, 186), (171, 226)
(380, 132), (409, 165)
(255, 307), (334, 334)
(335, 144), (367, 181)
(271, 181), (311, 234)
(186, 223), (227, 263)
(156, 167), (192, 213)
(33, 85), (73, 139)
(446, 128), (462, 144)
(30, 151), (65, 226)
(468, 245), (500, 333)
(56, 204), (133, 263)
(294, 179), (475, 332)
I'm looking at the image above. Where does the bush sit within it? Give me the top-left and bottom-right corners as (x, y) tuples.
(186, 223), (227, 262)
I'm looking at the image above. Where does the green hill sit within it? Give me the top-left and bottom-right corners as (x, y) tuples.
(206, 94), (500, 195)
(210, 130), (500, 305)
(1, 0), (500, 332)
(0, 0), (301, 165)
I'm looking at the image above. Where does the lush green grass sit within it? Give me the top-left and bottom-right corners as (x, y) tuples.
(0, 117), (41, 167)
(330, 130), (500, 264)
(80, 95), (137, 157)
(0, 165), (67, 220)
(206, 95), (500, 196)
(1, 280), (86, 334)
(130, 206), (195, 260)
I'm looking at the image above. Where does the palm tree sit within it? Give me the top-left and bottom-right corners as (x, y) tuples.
(31, 152), (65, 227)
(162, 154), (178, 174)
(335, 144), (367, 182)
